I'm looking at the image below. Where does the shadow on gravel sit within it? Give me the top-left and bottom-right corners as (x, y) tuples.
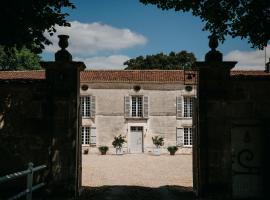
(80, 185), (194, 200)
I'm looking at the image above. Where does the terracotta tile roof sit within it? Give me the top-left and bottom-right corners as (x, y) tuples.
(80, 70), (186, 82)
(0, 70), (269, 82)
(230, 70), (270, 76)
(0, 70), (45, 80)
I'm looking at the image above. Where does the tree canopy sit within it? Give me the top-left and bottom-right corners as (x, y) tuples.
(124, 51), (196, 70)
(0, 0), (75, 53)
(0, 46), (41, 71)
(140, 0), (270, 49)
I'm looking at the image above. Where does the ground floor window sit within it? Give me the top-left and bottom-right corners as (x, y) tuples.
(82, 127), (96, 146)
(184, 127), (192, 146)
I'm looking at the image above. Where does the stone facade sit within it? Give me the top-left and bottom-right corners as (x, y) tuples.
(80, 79), (196, 154)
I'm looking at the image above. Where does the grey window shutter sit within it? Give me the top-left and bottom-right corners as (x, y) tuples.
(90, 96), (96, 117)
(80, 97), (83, 117)
(176, 96), (182, 118)
(176, 128), (184, 146)
(124, 96), (130, 118)
(90, 128), (96, 145)
(143, 96), (149, 118)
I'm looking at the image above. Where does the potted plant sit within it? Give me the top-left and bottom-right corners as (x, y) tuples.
(98, 146), (109, 155)
(152, 136), (164, 155)
(167, 146), (178, 155)
(112, 134), (126, 155)
(83, 148), (89, 154)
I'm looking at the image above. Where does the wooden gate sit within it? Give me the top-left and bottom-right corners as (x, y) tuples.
(231, 124), (263, 199)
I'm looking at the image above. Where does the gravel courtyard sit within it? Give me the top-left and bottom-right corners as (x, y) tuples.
(82, 153), (193, 187)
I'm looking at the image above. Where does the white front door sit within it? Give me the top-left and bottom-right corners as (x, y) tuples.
(129, 126), (143, 153)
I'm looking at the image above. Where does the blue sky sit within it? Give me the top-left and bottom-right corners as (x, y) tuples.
(42, 0), (269, 70)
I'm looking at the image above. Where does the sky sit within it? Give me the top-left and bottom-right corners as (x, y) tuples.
(42, 0), (270, 70)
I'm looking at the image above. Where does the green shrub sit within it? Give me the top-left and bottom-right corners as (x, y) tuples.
(112, 134), (126, 149)
(98, 146), (109, 155)
(167, 146), (179, 155)
(152, 136), (164, 148)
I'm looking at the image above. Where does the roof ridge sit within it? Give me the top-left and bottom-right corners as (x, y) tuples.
(83, 69), (184, 72)
(0, 70), (45, 72)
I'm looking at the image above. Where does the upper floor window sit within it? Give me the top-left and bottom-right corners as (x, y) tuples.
(124, 96), (149, 118)
(177, 96), (194, 118)
(132, 96), (143, 117)
(80, 96), (95, 118)
(183, 96), (193, 118)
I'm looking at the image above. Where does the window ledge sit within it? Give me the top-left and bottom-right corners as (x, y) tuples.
(176, 117), (192, 120)
(125, 117), (148, 120)
(82, 116), (94, 119)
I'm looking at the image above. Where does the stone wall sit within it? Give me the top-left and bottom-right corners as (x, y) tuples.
(0, 79), (50, 198)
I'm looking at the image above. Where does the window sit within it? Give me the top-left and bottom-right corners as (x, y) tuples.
(176, 127), (192, 147)
(82, 127), (96, 146)
(80, 96), (96, 118)
(130, 126), (143, 132)
(131, 96), (143, 117)
(184, 128), (192, 146)
(81, 96), (90, 117)
(82, 127), (90, 145)
(183, 96), (193, 118)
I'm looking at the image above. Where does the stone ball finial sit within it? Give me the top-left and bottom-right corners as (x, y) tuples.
(55, 34), (72, 61)
(58, 35), (69, 50)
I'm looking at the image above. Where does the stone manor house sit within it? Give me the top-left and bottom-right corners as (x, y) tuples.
(80, 70), (196, 154)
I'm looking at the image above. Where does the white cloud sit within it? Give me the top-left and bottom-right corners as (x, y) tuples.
(224, 45), (270, 70)
(74, 55), (130, 69)
(44, 21), (147, 56)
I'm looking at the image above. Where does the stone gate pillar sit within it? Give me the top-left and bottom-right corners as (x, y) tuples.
(194, 35), (236, 199)
(42, 35), (85, 199)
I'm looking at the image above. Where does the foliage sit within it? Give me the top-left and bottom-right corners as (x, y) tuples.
(152, 136), (164, 148)
(167, 146), (178, 155)
(0, 0), (75, 53)
(112, 134), (126, 149)
(98, 146), (109, 155)
(124, 51), (196, 70)
(0, 46), (41, 71)
(140, 0), (270, 49)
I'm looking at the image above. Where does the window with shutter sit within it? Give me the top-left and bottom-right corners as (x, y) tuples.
(183, 96), (193, 118)
(124, 96), (130, 118)
(90, 96), (96, 118)
(90, 127), (96, 146)
(80, 96), (91, 117)
(176, 96), (182, 118)
(143, 96), (149, 118)
(176, 128), (184, 146)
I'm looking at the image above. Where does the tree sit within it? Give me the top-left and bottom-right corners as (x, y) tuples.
(140, 0), (270, 49)
(0, 0), (75, 53)
(0, 46), (41, 71)
(124, 51), (196, 70)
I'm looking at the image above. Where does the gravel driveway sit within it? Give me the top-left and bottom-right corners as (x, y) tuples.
(82, 153), (193, 187)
